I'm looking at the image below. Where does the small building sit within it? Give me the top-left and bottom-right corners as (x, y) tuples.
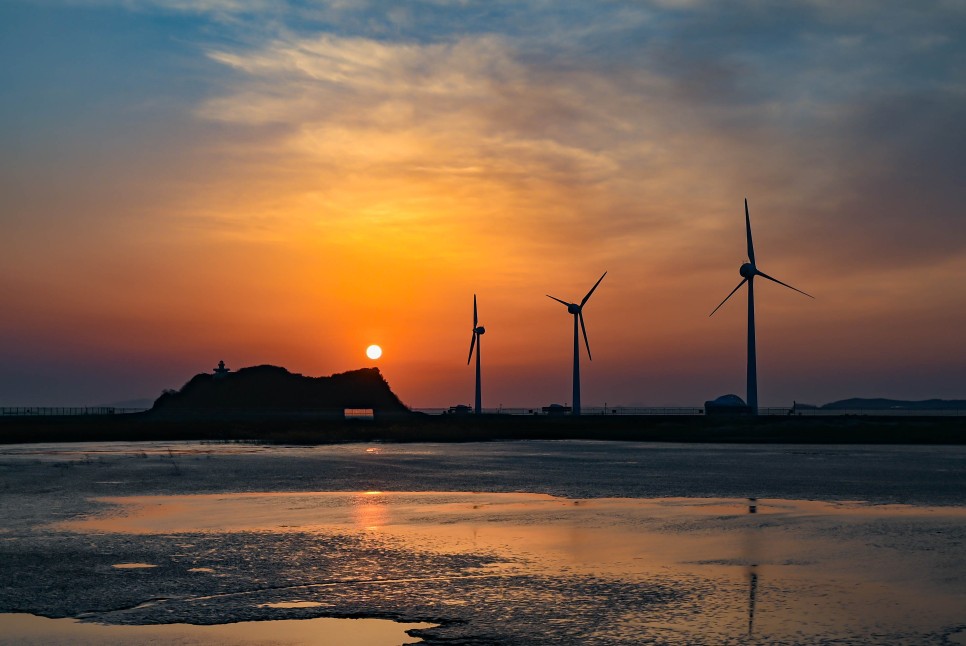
(704, 394), (751, 415)
(542, 404), (572, 415)
(213, 360), (230, 379)
(446, 404), (472, 415)
(344, 408), (375, 420)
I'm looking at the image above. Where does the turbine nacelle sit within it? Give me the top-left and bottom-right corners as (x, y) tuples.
(467, 294), (485, 366)
(709, 199), (815, 416)
(468, 294), (484, 415)
(546, 272), (607, 417)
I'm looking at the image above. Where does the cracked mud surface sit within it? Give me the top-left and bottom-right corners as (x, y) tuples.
(2, 441), (966, 644)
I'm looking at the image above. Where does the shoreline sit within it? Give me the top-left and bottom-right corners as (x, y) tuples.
(3, 444), (965, 644)
(1, 412), (963, 445)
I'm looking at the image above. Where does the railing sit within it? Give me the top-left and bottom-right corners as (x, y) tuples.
(2, 406), (962, 418)
(414, 407), (707, 416)
(780, 408), (966, 417)
(0, 407), (149, 416)
(414, 406), (966, 417)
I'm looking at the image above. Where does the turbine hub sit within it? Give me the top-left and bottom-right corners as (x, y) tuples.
(475, 326), (486, 335)
(739, 262), (756, 279)
(567, 304), (580, 314)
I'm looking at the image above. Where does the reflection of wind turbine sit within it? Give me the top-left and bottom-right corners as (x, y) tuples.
(746, 498), (759, 638)
(710, 200), (813, 415)
(547, 272), (606, 416)
(467, 294), (485, 415)
(748, 565), (759, 638)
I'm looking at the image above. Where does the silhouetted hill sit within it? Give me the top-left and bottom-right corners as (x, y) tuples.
(150, 365), (409, 416)
(821, 398), (966, 411)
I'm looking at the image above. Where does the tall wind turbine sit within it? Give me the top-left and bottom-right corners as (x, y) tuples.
(547, 272), (607, 416)
(467, 294), (485, 415)
(710, 199), (813, 415)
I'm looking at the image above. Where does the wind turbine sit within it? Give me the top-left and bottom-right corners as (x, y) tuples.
(467, 294), (485, 415)
(710, 199), (813, 415)
(547, 272), (607, 416)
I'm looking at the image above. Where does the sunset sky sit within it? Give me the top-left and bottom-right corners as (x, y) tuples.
(1, 0), (964, 407)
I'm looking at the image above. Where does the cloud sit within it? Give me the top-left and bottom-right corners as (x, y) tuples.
(5, 0), (966, 405)
(23, 0), (966, 272)
(194, 30), (647, 259)
(62, 0), (274, 14)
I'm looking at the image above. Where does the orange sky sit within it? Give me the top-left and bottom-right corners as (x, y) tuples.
(1, 1), (964, 406)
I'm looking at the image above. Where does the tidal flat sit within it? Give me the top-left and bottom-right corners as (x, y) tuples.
(1, 441), (965, 644)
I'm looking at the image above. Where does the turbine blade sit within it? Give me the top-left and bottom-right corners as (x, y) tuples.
(473, 294), (478, 328)
(467, 333), (476, 365)
(547, 295), (572, 307)
(756, 270), (814, 298)
(580, 271), (607, 307)
(580, 312), (592, 360)
(709, 278), (748, 317)
(745, 199), (756, 265)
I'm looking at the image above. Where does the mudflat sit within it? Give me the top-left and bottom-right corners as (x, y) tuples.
(2, 441), (965, 644)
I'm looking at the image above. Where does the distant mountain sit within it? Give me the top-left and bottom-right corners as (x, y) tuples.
(150, 365), (409, 415)
(820, 398), (966, 411)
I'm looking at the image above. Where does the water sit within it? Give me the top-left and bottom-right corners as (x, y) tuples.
(2, 440), (965, 644)
(0, 613), (434, 645)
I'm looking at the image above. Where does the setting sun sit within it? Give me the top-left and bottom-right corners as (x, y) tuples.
(366, 345), (383, 360)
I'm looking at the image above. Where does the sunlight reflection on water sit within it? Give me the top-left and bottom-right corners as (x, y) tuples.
(58, 492), (966, 644)
(6, 441), (966, 644)
(0, 613), (432, 645)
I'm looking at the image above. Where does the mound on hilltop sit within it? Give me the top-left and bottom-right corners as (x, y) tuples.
(150, 365), (410, 418)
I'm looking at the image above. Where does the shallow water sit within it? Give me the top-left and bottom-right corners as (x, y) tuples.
(57, 491), (966, 643)
(2, 440), (966, 644)
(0, 613), (434, 645)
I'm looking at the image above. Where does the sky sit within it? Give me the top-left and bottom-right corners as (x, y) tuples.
(1, 0), (964, 408)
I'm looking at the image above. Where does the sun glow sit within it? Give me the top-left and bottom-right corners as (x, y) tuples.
(366, 344), (383, 360)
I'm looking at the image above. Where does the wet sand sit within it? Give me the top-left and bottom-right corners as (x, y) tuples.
(2, 441), (966, 644)
(0, 613), (434, 645)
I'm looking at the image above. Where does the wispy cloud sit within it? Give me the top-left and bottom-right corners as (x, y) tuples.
(186, 0), (966, 274)
(4, 0), (966, 404)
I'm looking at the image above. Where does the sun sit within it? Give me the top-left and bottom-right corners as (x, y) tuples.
(366, 344), (382, 360)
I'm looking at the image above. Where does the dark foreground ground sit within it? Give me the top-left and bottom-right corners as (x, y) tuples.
(1, 412), (964, 445)
(2, 441), (966, 645)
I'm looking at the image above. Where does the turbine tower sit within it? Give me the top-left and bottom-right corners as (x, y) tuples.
(467, 294), (485, 415)
(710, 199), (813, 415)
(547, 272), (606, 416)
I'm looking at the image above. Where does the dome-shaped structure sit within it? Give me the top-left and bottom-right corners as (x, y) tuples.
(704, 394), (751, 415)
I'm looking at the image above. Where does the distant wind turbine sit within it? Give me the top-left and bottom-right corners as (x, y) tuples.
(710, 199), (813, 415)
(467, 294), (485, 415)
(547, 272), (607, 416)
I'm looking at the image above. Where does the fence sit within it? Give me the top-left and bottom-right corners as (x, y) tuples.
(2, 406), (962, 418)
(414, 406), (966, 417)
(0, 407), (149, 417)
(415, 407), (705, 416)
